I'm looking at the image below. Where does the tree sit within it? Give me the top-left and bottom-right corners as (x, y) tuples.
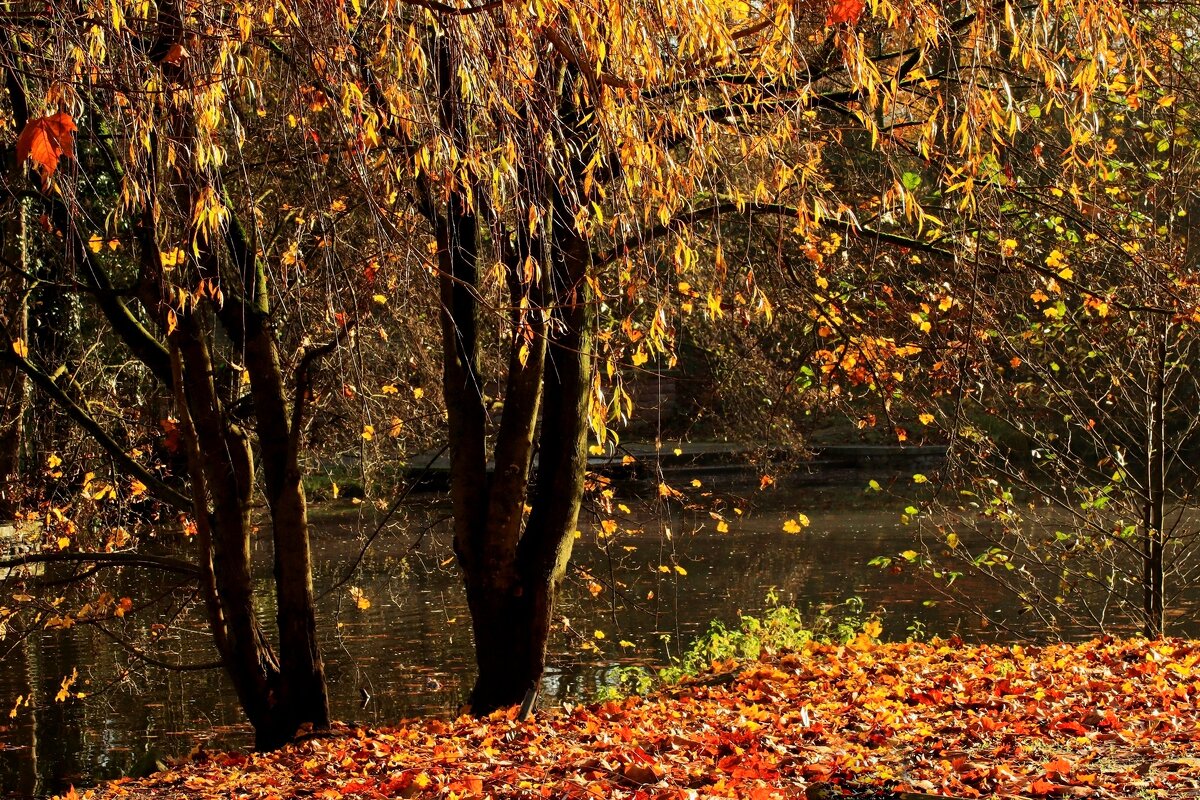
(852, 3), (1200, 639)
(1, 0), (1149, 732)
(0, 0), (339, 747)
(322, 0), (1143, 708)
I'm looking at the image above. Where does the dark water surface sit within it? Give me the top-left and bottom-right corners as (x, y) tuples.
(1, 480), (1193, 797)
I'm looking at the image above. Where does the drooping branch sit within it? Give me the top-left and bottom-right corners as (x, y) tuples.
(33, 195), (174, 386)
(0, 346), (191, 511)
(92, 622), (223, 672)
(0, 550), (201, 576)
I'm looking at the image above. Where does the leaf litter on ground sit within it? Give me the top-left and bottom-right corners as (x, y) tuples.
(65, 637), (1200, 800)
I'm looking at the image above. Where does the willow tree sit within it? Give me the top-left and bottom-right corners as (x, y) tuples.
(2, 0), (1149, 725)
(305, 0), (1145, 709)
(0, 0), (340, 747)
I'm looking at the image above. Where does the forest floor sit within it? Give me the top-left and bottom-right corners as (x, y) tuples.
(65, 637), (1200, 800)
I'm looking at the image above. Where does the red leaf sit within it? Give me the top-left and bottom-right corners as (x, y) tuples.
(16, 112), (77, 180)
(826, 0), (865, 26)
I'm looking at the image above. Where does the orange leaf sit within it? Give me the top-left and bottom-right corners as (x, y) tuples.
(826, 0), (864, 26)
(161, 43), (190, 65)
(16, 112), (77, 180)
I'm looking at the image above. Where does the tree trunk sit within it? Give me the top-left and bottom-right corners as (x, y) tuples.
(1142, 324), (1166, 638)
(244, 336), (329, 743)
(431, 33), (595, 714)
(0, 199), (26, 519)
(466, 215), (594, 714)
(0, 52), (29, 519)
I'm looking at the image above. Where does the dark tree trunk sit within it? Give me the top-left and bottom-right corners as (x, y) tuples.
(430, 34), (598, 714)
(0, 49), (29, 519)
(0, 204), (26, 519)
(1142, 324), (1167, 638)
(452, 207), (594, 714)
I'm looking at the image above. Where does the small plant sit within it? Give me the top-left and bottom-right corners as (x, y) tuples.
(603, 592), (883, 699)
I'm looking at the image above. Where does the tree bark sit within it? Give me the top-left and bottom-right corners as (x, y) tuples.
(0, 198), (26, 519)
(1142, 323), (1166, 638)
(0, 42), (29, 519)
(465, 207), (594, 714)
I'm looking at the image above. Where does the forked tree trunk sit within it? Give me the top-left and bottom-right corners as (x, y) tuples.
(447, 208), (594, 713)
(430, 31), (598, 712)
(172, 311), (326, 749)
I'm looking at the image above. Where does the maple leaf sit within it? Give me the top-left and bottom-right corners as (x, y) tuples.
(16, 112), (77, 181)
(826, 0), (865, 26)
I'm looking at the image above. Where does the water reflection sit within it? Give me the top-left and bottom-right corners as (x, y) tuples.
(2, 481), (1193, 797)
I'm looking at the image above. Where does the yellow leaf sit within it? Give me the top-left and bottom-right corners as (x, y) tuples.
(88, 234), (103, 253)
(361, 424), (374, 441)
(54, 669), (78, 702)
(11, 340), (28, 358)
(57, 536), (70, 550)
(349, 586), (371, 610)
(673, 565), (687, 576)
(413, 388), (425, 400)
(593, 629), (605, 639)
(783, 517), (809, 534)
(918, 413), (934, 425)
(717, 520), (729, 533)
(912, 473), (928, 483)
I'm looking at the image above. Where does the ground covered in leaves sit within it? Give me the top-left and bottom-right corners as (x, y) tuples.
(70, 637), (1200, 799)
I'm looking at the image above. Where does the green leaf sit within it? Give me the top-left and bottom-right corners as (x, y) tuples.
(901, 171), (922, 191)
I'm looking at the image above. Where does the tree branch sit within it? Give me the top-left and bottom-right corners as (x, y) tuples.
(0, 550), (201, 576)
(0, 346), (192, 511)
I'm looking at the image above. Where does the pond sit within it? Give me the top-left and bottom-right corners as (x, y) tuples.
(1, 474), (1195, 797)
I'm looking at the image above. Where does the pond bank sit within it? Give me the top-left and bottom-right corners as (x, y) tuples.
(403, 441), (948, 490)
(62, 637), (1200, 800)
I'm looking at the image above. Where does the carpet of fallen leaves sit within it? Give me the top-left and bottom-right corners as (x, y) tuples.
(70, 637), (1200, 800)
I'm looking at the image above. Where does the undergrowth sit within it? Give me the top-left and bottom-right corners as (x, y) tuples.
(596, 592), (887, 700)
